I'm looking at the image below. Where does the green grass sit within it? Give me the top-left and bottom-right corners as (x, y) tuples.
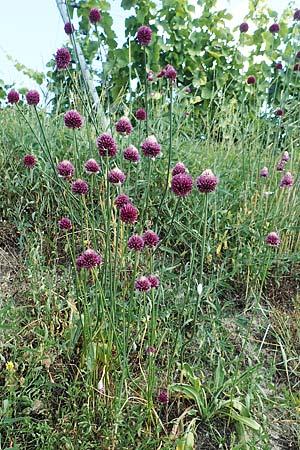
(0, 80), (300, 450)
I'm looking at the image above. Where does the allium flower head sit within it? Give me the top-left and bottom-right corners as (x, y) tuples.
(135, 108), (147, 121)
(269, 23), (280, 33)
(239, 22), (249, 32)
(55, 48), (71, 70)
(147, 275), (159, 288)
(280, 171), (293, 188)
(64, 22), (75, 35)
(185, 86), (191, 93)
(7, 90), (19, 104)
(266, 232), (280, 247)
(172, 162), (188, 176)
(97, 133), (118, 157)
(23, 154), (36, 169)
(296, 51), (300, 59)
(135, 276), (151, 292)
(143, 230), (159, 249)
(294, 9), (300, 20)
(294, 63), (300, 71)
(64, 110), (83, 129)
(128, 234), (144, 252)
(141, 135), (161, 159)
(58, 217), (72, 230)
(171, 173), (193, 197)
(137, 25), (152, 46)
(196, 169), (218, 193)
(120, 203), (138, 224)
(157, 69), (166, 78)
(89, 8), (101, 24)
(145, 346), (155, 356)
(165, 64), (177, 80)
(71, 179), (89, 195)
(57, 160), (75, 178)
(281, 151), (289, 162)
(123, 145), (140, 163)
(115, 117), (133, 135)
(277, 160), (284, 171)
(260, 167), (269, 178)
(84, 158), (100, 174)
(275, 62), (283, 70)
(25, 90), (40, 106)
(275, 108), (283, 116)
(247, 75), (256, 85)
(158, 390), (169, 404)
(108, 168), (126, 184)
(76, 249), (102, 270)
(115, 194), (130, 209)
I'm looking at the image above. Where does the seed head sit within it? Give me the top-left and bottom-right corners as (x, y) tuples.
(123, 145), (140, 163)
(97, 133), (118, 157)
(120, 203), (138, 224)
(266, 232), (280, 247)
(76, 249), (102, 270)
(71, 179), (89, 195)
(58, 217), (72, 230)
(64, 110), (83, 129)
(143, 230), (159, 249)
(128, 235), (144, 252)
(141, 135), (161, 159)
(25, 90), (40, 106)
(196, 169), (218, 193)
(57, 160), (75, 178)
(23, 154), (36, 168)
(137, 25), (152, 46)
(135, 276), (151, 292)
(89, 8), (101, 24)
(7, 90), (19, 104)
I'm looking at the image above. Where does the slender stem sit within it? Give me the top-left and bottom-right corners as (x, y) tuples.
(144, 48), (148, 136)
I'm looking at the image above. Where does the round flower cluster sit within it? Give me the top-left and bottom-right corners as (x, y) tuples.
(239, 22), (249, 33)
(64, 22), (75, 35)
(269, 23), (280, 33)
(97, 133), (118, 157)
(247, 75), (256, 85)
(116, 117), (133, 135)
(123, 145), (140, 163)
(196, 169), (218, 193)
(157, 390), (169, 404)
(25, 90), (40, 106)
(71, 179), (89, 195)
(294, 9), (300, 20)
(276, 151), (289, 172)
(57, 160), (75, 178)
(128, 234), (144, 252)
(136, 25), (152, 46)
(281, 151), (289, 162)
(23, 154), (36, 168)
(265, 232), (280, 247)
(143, 230), (159, 248)
(275, 62), (283, 70)
(165, 64), (177, 80)
(260, 167), (269, 178)
(64, 110), (83, 129)
(141, 136), (161, 159)
(89, 8), (101, 24)
(120, 203), (138, 224)
(135, 275), (159, 292)
(171, 173), (193, 197)
(76, 249), (102, 269)
(280, 171), (293, 188)
(58, 217), (72, 230)
(172, 162), (188, 176)
(55, 48), (71, 70)
(7, 90), (20, 104)
(84, 159), (100, 174)
(135, 108), (147, 121)
(114, 194), (130, 209)
(275, 108), (284, 117)
(108, 168), (126, 184)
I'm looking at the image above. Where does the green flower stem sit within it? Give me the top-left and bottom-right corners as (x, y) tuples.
(144, 47), (149, 136)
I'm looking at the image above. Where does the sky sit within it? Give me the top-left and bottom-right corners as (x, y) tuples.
(0, 0), (287, 90)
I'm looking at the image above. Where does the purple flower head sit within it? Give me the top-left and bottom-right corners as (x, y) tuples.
(281, 151), (289, 162)
(266, 232), (280, 247)
(280, 171), (293, 188)
(269, 23), (280, 33)
(64, 22), (75, 35)
(296, 51), (300, 59)
(247, 75), (256, 85)
(120, 203), (138, 224)
(135, 108), (147, 121)
(58, 217), (72, 230)
(275, 108), (284, 116)
(55, 48), (71, 70)
(171, 173), (193, 197)
(128, 234), (144, 252)
(294, 9), (300, 20)
(84, 158), (100, 174)
(275, 62), (283, 70)
(7, 90), (19, 104)
(165, 64), (177, 80)
(137, 25), (152, 46)
(239, 22), (249, 33)
(123, 145), (140, 163)
(157, 69), (166, 78)
(141, 135), (161, 159)
(115, 117), (133, 135)
(64, 110), (83, 129)
(89, 8), (101, 24)
(172, 162), (188, 176)
(196, 169), (218, 193)
(115, 194), (130, 209)
(277, 161), (284, 171)
(71, 179), (89, 195)
(294, 63), (300, 71)
(185, 86), (191, 93)
(76, 249), (102, 270)
(135, 276), (151, 292)
(157, 390), (169, 404)
(147, 275), (159, 288)
(143, 230), (159, 249)
(108, 168), (126, 184)
(97, 133), (118, 157)
(260, 167), (269, 178)
(145, 346), (155, 356)
(23, 154), (36, 169)
(25, 90), (40, 106)
(57, 160), (75, 178)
